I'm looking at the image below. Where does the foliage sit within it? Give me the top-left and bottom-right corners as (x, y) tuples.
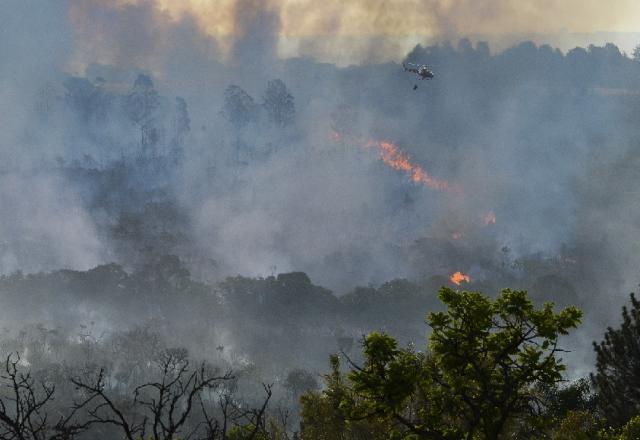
(617, 415), (640, 440)
(299, 355), (388, 440)
(592, 293), (640, 427)
(552, 414), (640, 440)
(426, 288), (581, 437)
(540, 378), (598, 421)
(302, 287), (582, 439)
(551, 410), (604, 440)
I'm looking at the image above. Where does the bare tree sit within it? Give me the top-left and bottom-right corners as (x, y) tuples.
(0, 354), (95, 440)
(0, 350), (277, 440)
(72, 349), (233, 440)
(198, 383), (273, 440)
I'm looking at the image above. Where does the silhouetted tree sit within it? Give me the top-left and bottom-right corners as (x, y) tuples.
(263, 79), (295, 129)
(72, 349), (233, 440)
(221, 85), (257, 163)
(539, 378), (597, 421)
(221, 85), (257, 133)
(592, 293), (640, 427)
(0, 353), (95, 440)
(284, 369), (318, 403)
(172, 96), (190, 149)
(64, 77), (109, 124)
(127, 74), (160, 154)
(633, 45), (640, 63)
(205, 384), (274, 440)
(476, 41), (490, 59)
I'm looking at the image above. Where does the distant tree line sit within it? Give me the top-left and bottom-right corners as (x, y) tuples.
(3, 279), (640, 438)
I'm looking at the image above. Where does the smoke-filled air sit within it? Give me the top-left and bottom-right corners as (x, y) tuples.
(2, 0), (640, 438)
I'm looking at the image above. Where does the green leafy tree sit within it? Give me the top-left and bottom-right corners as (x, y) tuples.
(300, 355), (388, 440)
(555, 414), (640, 440)
(540, 378), (598, 421)
(551, 410), (604, 440)
(618, 415), (640, 439)
(532, 378), (600, 438)
(592, 293), (640, 427)
(303, 287), (582, 440)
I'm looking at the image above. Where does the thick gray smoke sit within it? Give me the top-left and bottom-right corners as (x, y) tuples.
(2, 0), (640, 381)
(0, 0), (110, 272)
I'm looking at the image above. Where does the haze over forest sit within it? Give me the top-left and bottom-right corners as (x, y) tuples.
(3, 1), (640, 438)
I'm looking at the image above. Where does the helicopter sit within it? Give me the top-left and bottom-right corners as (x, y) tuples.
(403, 62), (434, 89)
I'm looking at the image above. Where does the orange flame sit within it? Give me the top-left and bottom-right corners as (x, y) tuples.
(374, 140), (449, 190)
(483, 211), (496, 225)
(329, 130), (449, 191)
(450, 271), (471, 285)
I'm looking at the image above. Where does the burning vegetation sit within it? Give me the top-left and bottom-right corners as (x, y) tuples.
(366, 138), (450, 190)
(450, 270), (471, 285)
(5, 0), (640, 436)
(330, 130), (450, 191)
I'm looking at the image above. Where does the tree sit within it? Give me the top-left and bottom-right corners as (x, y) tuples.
(127, 74), (160, 154)
(72, 348), (233, 440)
(592, 293), (640, 427)
(64, 76), (110, 125)
(633, 45), (640, 63)
(172, 96), (190, 150)
(221, 85), (257, 163)
(539, 378), (597, 421)
(221, 85), (257, 133)
(426, 287), (581, 437)
(208, 383), (274, 440)
(531, 379), (600, 439)
(262, 79), (295, 129)
(551, 410), (603, 440)
(299, 355), (387, 440)
(618, 415), (640, 440)
(284, 368), (318, 403)
(0, 353), (95, 440)
(303, 287), (582, 439)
